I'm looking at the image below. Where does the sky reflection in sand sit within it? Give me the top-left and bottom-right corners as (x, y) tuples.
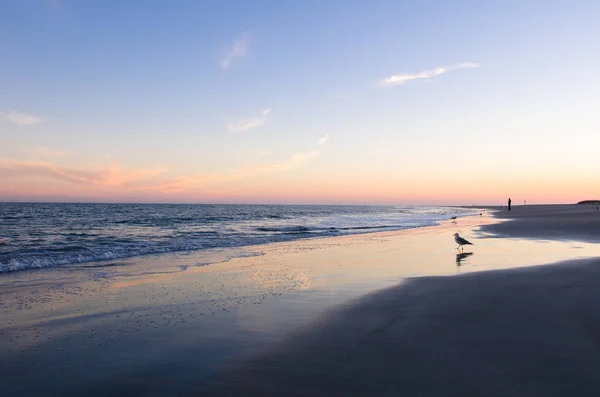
(3, 215), (600, 352)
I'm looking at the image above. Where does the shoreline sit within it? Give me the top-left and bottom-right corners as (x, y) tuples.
(3, 205), (600, 395)
(0, 205), (479, 274)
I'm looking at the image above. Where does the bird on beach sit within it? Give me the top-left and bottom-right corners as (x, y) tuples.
(453, 233), (473, 252)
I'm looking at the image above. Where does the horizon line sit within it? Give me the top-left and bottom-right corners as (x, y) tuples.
(0, 200), (580, 206)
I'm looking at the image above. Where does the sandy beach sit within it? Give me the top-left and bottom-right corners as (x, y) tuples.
(481, 204), (600, 243)
(2, 204), (600, 396)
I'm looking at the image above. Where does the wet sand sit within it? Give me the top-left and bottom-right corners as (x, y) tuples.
(214, 258), (600, 396)
(2, 205), (600, 395)
(481, 203), (600, 242)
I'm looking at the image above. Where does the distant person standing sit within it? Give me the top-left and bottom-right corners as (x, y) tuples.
(508, 198), (512, 211)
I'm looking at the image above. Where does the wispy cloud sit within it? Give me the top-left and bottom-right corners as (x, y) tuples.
(227, 109), (271, 133)
(382, 62), (479, 86)
(318, 134), (330, 145)
(102, 158), (169, 187)
(0, 159), (168, 187)
(220, 33), (250, 70)
(0, 149), (320, 195)
(1, 110), (45, 126)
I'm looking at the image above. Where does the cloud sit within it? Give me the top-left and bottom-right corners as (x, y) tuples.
(227, 109), (271, 132)
(1, 111), (45, 126)
(382, 62), (479, 86)
(0, 159), (168, 187)
(454, 62), (480, 69)
(318, 134), (330, 145)
(102, 158), (169, 187)
(220, 33), (250, 70)
(0, 149), (320, 195)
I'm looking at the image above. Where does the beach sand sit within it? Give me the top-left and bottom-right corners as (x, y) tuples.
(481, 203), (600, 242)
(2, 205), (600, 396)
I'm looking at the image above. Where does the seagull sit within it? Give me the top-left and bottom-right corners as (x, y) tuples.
(453, 233), (473, 252)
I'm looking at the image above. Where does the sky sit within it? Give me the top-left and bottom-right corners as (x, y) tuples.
(1, 0), (599, 205)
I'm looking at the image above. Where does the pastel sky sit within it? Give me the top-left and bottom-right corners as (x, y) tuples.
(2, 0), (599, 205)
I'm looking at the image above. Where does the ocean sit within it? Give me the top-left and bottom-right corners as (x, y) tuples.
(0, 203), (475, 273)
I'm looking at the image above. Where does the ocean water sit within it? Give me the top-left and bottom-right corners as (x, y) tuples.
(0, 203), (476, 273)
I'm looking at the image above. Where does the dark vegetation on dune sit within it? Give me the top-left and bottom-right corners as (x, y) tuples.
(577, 200), (600, 204)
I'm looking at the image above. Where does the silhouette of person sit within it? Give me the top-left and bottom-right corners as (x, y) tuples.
(508, 198), (512, 211)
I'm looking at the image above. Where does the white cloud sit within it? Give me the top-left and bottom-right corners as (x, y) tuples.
(318, 134), (330, 145)
(220, 33), (250, 70)
(227, 109), (271, 132)
(1, 110), (45, 126)
(382, 62), (480, 86)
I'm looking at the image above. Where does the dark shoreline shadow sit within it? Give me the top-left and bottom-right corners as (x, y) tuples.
(209, 258), (600, 396)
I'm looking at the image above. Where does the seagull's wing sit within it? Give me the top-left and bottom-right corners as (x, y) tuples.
(457, 236), (473, 245)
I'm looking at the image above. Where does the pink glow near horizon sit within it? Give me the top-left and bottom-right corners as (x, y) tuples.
(3, 172), (596, 205)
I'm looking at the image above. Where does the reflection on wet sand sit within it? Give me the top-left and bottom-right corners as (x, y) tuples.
(456, 252), (474, 265)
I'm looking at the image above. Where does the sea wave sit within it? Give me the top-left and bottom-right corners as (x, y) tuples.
(0, 204), (478, 273)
